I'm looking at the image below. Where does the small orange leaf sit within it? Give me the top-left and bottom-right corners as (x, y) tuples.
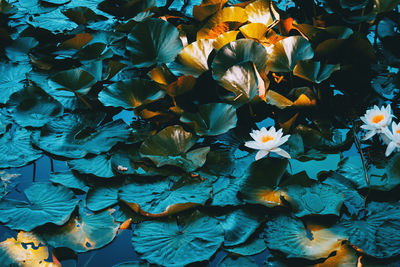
(292, 94), (316, 106)
(278, 17), (294, 35)
(166, 75), (196, 97)
(61, 33), (93, 50)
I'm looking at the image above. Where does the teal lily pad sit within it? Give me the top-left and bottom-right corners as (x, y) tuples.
(49, 68), (96, 95)
(28, 9), (78, 33)
(0, 63), (31, 104)
(86, 186), (119, 212)
(212, 39), (268, 81)
(265, 216), (345, 260)
(293, 60), (340, 83)
(339, 202), (400, 258)
(0, 183), (78, 231)
(6, 85), (63, 128)
(139, 125), (210, 171)
(32, 113), (131, 158)
(68, 154), (115, 178)
(132, 212), (224, 266)
(284, 183), (345, 217)
(180, 103), (237, 136)
(219, 209), (263, 246)
(211, 176), (242, 206)
(50, 170), (90, 192)
(98, 78), (165, 109)
(0, 127), (42, 168)
(266, 36), (314, 72)
(127, 18), (183, 67)
(224, 238), (267, 256)
(218, 255), (258, 267)
(240, 157), (289, 208)
(37, 205), (119, 253)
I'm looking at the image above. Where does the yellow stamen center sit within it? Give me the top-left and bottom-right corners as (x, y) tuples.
(261, 135), (274, 143)
(372, 114), (384, 124)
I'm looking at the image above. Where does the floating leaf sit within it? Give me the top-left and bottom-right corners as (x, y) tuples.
(219, 209), (263, 246)
(197, 7), (248, 39)
(284, 183), (345, 217)
(0, 231), (58, 267)
(212, 39), (268, 81)
(132, 213), (224, 266)
(49, 171), (90, 192)
(224, 238), (267, 256)
(33, 113), (131, 159)
(265, 216), (345, 260)
(68, 154), (115, 178)
(127, 18), (183, 67)
(0, 63), (31, 104)
(0, 127), (42, 168)
(213, 31), (239, 50)
(293, 60), (340, 83)
(218, 255), (258, 267)
(98, 78), (165, 109)
(314, 245), (358, 267)
(180, 103), (237, 136)
(168, 39), (214, 77)
(28, 9), (78, 32)
(7, 86), (63, 128)
(139, 125), (210, 171)
(244, 0), (274, 25)
(49, 69), (96, 95)
(37, 206), (119, 253)
(266, 36), (314, 72)
(193, 0), (227, 21)
(0, 183), (78, 231)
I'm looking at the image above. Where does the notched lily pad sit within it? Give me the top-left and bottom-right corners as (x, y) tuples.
(139, 125), (210, 171)
(0, 63), (31, 104)
(49, 68), (96, 95)
(0, 183), (78, 231)
(132, 212), (224, 266)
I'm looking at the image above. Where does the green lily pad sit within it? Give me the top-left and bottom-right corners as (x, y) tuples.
(265, 216), (345, 260)
(212, 39), (268, 81)
(32, 113), (131, 158)
(49, 68), (96, 95)
(224, 238), (267, 256)
(168, 39), (215, 77)
(266, 36), (314, 72)
(0, 63), (31, 104)
(7, 85), (63, 128)
(0, 183), (78, 231)
(284, 183), (345, 217)
(98, 78), (165, 109)
(50, 170), (90, 192)
(180, 103), (237, 136)
(293, 60), (340, 83)
(218, 62), (259, 105)
(240, 157), (289, 208)
(132, 212), (224, 266)
(139, 125), (210, 171)
(127, 18), (183, 67)
(37, 205), (119, 253)
(339, 202), (400, 258)
(0, 127), (42, 168)
(219, 209), (263, 246)
(218, 255), (258, 267)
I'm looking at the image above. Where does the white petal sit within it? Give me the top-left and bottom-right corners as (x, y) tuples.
(250, 132), (259, 141)
(276, 135), (290, 146)
(245, 141), (262, 150)
(255, 150), (269, 160)
(271, 148), (291, 159)
(362, 130), (376, 141)
(385, 142), (397, 157)
(360, 116), (368, 124)
(360, 124), (376, 130)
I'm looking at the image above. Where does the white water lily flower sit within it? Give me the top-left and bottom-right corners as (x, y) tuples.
(360, 104), (393, 140)
(384, 122), (400, 157)
(245, 126), (291, 160)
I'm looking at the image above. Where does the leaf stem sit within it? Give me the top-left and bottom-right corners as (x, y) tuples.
(352, 122), (369, 185)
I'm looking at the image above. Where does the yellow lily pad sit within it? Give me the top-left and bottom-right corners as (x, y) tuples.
(244, 0), (274, 26)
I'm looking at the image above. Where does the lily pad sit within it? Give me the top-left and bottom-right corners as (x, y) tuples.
(0, 231), (57, 266)
(49, 68), (96, 95)
(98, 78), (165, 109)
(212, 39), (268, 81)
(339, 202), (400, 258)
(0, 127), (42, 168)
(132, 212), (224, 266)
(218, 255), (258, 267)
(244, 0), (274, 25)
(265, 216), (345, 260)
(266, 36), (314, 72)
(293, 60), (340, 83)
(0, 183), (78, 231)
(168, 39), (215, 77)
(180, 103), (237, 136)
(50, 170), (90, 192)
(6, 85), (63, 128)
(32, 113), (131, 158)
(127, 18), (183, 67)
(139, 125), (210, 171)
(224, 238), (267, 256)
(0, 63), (31, 104)
(284, 183), (345, 217)
(28, 9), (78, 33)
(37, 206), (119, 253)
